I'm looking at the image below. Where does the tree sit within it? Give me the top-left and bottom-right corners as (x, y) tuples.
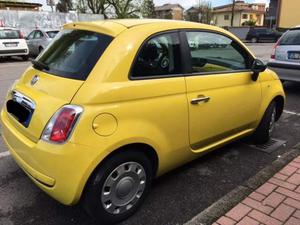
(56, 0), (73, 12)
(107, 0), (142, 18)
(77, 0), (88, 13)
(141, 0), (155, 18)
(242, 20), (257, 26)
(186, 1), (212, 24)
(86, 0), (108, 16)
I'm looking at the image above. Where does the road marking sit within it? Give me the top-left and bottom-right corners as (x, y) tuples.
(0, 151), (11, 159)
(283, 110), (300, 116)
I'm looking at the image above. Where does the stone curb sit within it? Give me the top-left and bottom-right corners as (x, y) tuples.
(184, 143), (300, 225)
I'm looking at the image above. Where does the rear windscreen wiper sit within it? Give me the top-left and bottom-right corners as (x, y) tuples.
(31, 60), (49, 71)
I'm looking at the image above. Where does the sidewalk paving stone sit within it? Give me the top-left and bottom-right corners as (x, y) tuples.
(213, 155), (300, 225)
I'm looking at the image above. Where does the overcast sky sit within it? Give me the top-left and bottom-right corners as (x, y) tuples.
(37, 0), (270, 12)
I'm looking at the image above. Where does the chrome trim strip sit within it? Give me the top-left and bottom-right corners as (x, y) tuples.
(11, 90), (36, 110)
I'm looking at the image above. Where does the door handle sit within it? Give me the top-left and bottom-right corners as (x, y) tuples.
(191, 96), (210, 105)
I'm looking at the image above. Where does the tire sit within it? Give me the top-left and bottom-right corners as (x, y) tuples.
(39, 47), (44, 54)
(252, 101), (277, 144)
(251, 37), (258, 43)
(22, 55), (29, 61)
(83, 150), (153, 225)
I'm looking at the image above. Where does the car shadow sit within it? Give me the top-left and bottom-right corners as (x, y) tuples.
(283, 81), (300, 95)
(0, 56), (29, 63)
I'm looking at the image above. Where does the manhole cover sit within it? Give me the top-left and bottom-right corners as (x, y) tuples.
(248, 138), (286, 153)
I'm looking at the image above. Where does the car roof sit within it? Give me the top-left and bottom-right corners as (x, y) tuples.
(64, 19), (223, 37)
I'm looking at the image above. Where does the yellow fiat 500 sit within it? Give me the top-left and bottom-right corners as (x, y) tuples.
(1, 19), (285, 224)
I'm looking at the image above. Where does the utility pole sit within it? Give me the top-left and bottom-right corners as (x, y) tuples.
(231, 0), (235, 27)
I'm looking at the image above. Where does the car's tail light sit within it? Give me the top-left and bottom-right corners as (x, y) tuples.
(41, 105), (83, 143)
(271, 36), (283, 59)
(19, 31), (24, 39)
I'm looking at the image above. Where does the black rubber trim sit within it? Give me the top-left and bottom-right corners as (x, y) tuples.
(267, 62), (300, 70)
(0, 49), (27, 54)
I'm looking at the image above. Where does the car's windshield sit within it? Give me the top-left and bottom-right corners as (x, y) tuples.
(46, 31), (59, 38)
(0, 29), (21, 39)
(279, 29), (300, 45)
(35, 29), (113, 80)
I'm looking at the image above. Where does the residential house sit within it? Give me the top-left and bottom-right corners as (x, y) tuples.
(0, 0), (42, 11)
(265, 0), (278, 28)
(213, 0), (265, 27)
(185, 6), (213, 24)
(154, 4), (184, 20)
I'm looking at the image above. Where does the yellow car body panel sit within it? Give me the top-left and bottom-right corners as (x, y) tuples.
(0, 19), (285, 205)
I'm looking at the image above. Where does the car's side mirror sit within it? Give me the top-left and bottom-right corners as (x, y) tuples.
(251, 59), (267, 81)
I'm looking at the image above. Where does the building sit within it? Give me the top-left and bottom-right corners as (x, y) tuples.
(268, 0), (300, 29)
(212, 0), (265, 27)
(185, 7), (200, 22)
(185, 6), (213, 24)
(154, 4), (184, 20)
(0, 0), (42, 11)
(265, 0), (278, 28)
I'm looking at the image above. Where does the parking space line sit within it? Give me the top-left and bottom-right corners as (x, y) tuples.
(0, 151), (10, 159)
(283, 110), (300, 116)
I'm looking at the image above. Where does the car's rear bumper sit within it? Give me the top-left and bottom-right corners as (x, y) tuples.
(0, 109), (99, 205)
(268, 62), (300, 82)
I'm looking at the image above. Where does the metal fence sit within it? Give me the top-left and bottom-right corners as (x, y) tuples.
(0, 10), (104, 35)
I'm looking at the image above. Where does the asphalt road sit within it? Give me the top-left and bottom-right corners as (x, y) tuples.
(1, 44), (300, 225)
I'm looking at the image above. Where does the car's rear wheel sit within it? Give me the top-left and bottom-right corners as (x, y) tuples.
(83, 150), (153, 224)
(39, 47), (44, 54)
(252, 101), (277, 144)
(251, 37), (258, 43)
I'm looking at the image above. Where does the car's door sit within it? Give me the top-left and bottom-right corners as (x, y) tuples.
(259, 29), (271, 41)
(265, 29), (274, 41)
(129, 31), (190, 167)
(26, 31), (35, 55)
(32, 30), (44, 55)
(183, 31), (262, 152)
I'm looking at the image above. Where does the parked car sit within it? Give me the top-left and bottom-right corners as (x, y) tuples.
(0, 20), (285, 224)
(26, 29), (59, 56)
(268, 27), (300, 82)
(246, 27), (282, 43)
(0, 27), (29, 60)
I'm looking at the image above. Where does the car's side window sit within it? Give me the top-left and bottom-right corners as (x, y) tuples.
(131, 32), (181, 78)
(186, 31), (252, 74)
(34, 31), (43, 39)
(27, 31), (35, 40)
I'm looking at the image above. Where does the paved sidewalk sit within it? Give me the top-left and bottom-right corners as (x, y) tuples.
(214, 156), (300, 225)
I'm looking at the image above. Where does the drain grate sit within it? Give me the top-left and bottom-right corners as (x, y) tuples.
(248, 138), (286, 153)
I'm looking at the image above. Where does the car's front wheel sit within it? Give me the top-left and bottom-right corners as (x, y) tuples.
(252, 101), (277, 144)
(83, 150), (153, 224)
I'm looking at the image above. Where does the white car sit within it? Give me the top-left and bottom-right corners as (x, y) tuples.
(0, 27), (29, 60)
(268, 27), (300, 82)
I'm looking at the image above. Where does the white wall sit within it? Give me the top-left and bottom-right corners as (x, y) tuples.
(0, 10), (104, 35)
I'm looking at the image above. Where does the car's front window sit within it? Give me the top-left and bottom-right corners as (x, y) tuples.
(35, 29), (113, 80)
(0, 29), (21, 39)
(186, 31), (252, 74)
(279, 29), (300, 46)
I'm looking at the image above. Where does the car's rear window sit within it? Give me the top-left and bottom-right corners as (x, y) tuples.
(36, 29), (113, 80)
(279, 29), (300, 45)
(46, 31), (59, 38)
(0, 29), (21, 39)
